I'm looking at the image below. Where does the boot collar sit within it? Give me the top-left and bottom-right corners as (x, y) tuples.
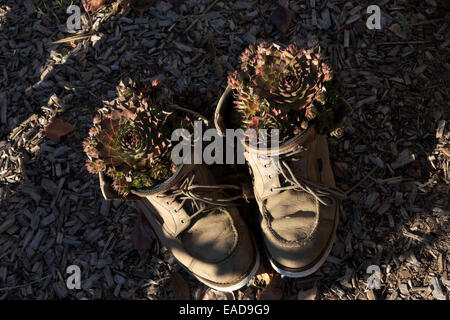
(244, 125), (317, 156)
(215, 86), (318, 157)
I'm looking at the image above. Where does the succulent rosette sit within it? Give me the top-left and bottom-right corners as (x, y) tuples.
(83, 80), (179, 197)
(228, 42), (345, 142)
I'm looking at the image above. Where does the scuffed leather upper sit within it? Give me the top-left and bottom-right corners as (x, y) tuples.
(134, 164), (257, 288)
(244, 126), (340, 271)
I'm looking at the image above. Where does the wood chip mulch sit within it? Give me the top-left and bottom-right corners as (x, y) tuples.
(0, 0), (448, 300)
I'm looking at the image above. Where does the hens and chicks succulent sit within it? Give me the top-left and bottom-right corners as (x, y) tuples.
(83, 79), (185, 196)
(83, 43), (347, 195)
(228, 42), (346, 142)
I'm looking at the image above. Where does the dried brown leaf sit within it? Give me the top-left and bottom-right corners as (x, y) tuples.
(270, 4), (295, 34)
(437, 0), (450, 10)
(257, 274), (282, 300)
(170, 272), (190, 300)
(43, 118), (76, 142)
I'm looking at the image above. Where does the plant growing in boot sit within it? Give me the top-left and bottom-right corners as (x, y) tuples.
(227, 42), (346, 143)
(82, 80), (190, 197)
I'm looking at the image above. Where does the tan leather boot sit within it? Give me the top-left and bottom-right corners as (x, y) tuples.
(131, 163), (260, 291)
(215, 86), (345, 278)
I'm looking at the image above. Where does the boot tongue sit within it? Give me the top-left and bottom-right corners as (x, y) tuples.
(271, 126), (318, 188)
(170, 176), (208, 217)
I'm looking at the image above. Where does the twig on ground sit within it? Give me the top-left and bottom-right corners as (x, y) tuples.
(0, 276), (50, 292)
(345, 167), (378, 196)
(185, 0), (221, 33)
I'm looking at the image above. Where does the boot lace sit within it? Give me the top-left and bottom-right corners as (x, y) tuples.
(266, 147), (346, 206)
(155, 173), (242, 224)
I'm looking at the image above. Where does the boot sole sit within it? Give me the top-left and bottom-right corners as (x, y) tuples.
(266, 202), (340, 278)
(183, 249), (260, 292)
(138, 198), (260, 292)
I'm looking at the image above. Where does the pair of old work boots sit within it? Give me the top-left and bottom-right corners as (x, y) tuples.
(131, 87), (346, 291)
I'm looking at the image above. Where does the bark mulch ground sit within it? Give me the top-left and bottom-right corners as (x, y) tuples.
(0, 0), (448, 300)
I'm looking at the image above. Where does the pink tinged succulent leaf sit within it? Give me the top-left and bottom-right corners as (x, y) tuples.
(86, 159), (106, 174)
(82, 0), (105, 13)
(99, 118), (116, 136)
(85, 160), (96, 174)
(89, 126), (100, 137)
(44, 118), (76, 142)
(271, 4), (295, 34)
(152, 79), (162, 88)
(112, 177), (130, 196)
(305, 107), (317, 120)
(121, 109), (137, 121)
(286, 44), (300, 56)
(251, 116), (258, 126)
(93, 115), (101, 125)
(83, 142), (99, 159)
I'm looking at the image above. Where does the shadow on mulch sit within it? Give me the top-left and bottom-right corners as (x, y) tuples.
(0, 0), (448, 300)
(0, 0), (232, 300)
